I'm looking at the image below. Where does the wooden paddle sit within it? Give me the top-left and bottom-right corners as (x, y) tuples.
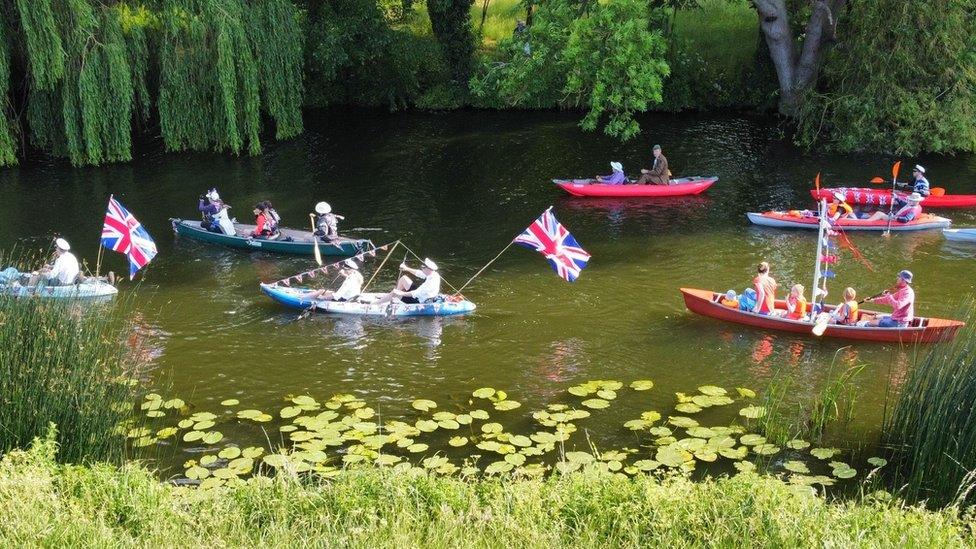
(309, 213), (323, 266)
(813, 288), (892, 336)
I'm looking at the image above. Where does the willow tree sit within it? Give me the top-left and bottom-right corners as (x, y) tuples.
(427, 0), (475, 86)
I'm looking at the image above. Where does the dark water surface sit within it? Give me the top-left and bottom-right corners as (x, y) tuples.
(2, 110), (974, 466)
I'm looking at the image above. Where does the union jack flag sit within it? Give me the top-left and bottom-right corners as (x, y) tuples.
(101, 196), (157, 279)
(514, 208), (591, 282)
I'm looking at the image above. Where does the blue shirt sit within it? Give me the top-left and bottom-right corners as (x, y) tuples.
(599, 170), (626, 184)
(912, 176), (930, 196)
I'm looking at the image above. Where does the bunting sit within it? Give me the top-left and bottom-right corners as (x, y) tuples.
(267, 242), (394, 287)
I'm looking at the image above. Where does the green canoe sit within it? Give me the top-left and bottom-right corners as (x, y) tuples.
(170, 218), (373, 256)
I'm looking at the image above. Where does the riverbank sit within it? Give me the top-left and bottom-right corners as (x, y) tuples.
(2, 434), (970, 547)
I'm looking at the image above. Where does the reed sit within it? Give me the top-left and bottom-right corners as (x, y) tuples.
(883, 305), (976, 507)
(0, 291), (141, 464)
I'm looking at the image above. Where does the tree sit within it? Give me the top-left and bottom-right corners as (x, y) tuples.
(752, 0), (847, 116)
(428, 0), (476, 86)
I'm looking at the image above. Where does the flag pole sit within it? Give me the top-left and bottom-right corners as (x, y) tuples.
(95, 194), (110, 278)
(452, 240), (516, 296)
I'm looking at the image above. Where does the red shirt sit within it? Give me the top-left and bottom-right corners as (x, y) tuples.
(753, 274), (777, 314)
(252, 213), (268, 236)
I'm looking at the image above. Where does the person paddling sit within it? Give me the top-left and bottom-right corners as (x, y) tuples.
(752, 261), (777, 315)
(865, 270), (915, 328)
(865, 192), (923, 223)
(375, 258), (441, 304)
(304, 259), (363, 302)
(28, 238), (80, 287)
(892, 165), (930, 210)
(597, 162), (626, 185)
(636, 144), (669, 185)
(313, 202), (345, 240)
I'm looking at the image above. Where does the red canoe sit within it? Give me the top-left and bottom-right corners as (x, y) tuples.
(680, 288), (964, 344)
(554, 176), (717, 197)
(811, 187), (976, 208)
(747, 211), (951, 231)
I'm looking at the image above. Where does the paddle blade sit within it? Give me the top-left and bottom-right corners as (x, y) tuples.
(892, 161), (901, 180)
(815, 172), (821, 191)
(931, 187), (946, 196)
(313, 237), (323, 266)
(870, 177), (885, 184)
(812, 313), (831, 336)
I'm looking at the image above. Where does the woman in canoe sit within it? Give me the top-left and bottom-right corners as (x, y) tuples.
(752, 261), (777, 315)
(198, 189), (234, 235)
(596, 162), (626, 185)
(864, 193), (923, 223)
(304, 259), (363, 302)
(250, 203), (280, 240)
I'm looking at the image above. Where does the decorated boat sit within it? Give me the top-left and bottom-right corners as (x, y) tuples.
(554, 176), (717, 197)
(747, 211), (951, 231)
(171, 218), (373, 256)
(260, 284), (476, 317)
(680, 288), (963, 343)
(943, 228), (976, 243)
(0, 280), (118, 300)
(812, 187), (976, 208)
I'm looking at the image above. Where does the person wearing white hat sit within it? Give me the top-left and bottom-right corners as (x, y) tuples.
(29, 238), (80, 287)
(375, 257), (441, 305)
(900, 165), (930, 197)
(827, 191), (855, 221)
(596, 162), (626, 185)
(304, 258), (363, 302)
(866, 192), (924, 223)
(313, 201), (345, 241)
(198, 188), (234, 235)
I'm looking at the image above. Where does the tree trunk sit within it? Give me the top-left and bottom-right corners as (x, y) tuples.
(753, 0), (846, 116)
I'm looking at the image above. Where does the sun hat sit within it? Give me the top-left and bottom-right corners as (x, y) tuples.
(206, 189), (220, 201)
(343, 258), (358, 270)
(55, 238), (70, 251)
(832, 191), (846, 202)
(913, 165), (925, 174)
(315, 201), (331, 214)
(907, 192), (923, 203)
(610, 161), (623, 172)
(898, 270), (913, 283)
(724, 289), (737, 301)
(423, 258), (438, 271)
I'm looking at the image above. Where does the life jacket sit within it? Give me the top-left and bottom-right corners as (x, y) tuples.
(828, 202), (853, 218)
(837, 300), (858, 324)
(786, 294), (807, 320)
(265, 208), (281, 232)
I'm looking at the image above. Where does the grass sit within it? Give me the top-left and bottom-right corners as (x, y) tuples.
(671, 0), (758, 76)
(0, 431), (971, 547)
(470, 0), (523, 48)
(884, 305), (976, 507)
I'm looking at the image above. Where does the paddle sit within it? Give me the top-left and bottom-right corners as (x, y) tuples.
(931, 187), (946, 196)
(309, 213), (322, 266)
(882, 161), (901, 237)
(813, 289), (890, 336)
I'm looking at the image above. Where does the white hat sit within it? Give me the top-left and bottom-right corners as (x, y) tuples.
(423, 258), (438, 271)
(343, 258), (358, 270)
(206, 188), (220, 201)
(832, 191), (846, 203)
(315, 201), (331, 214)
(914, 165), (925, 174)
(55, 238), (70, 251)
(907, 192), (923, 203)
(610, 161), (623, 172)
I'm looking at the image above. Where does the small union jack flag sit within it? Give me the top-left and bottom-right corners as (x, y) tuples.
(101, 196), (157, 279)
(514, 208), (591, 282)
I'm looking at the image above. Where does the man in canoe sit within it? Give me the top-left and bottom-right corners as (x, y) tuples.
(636, 145), (669, 185)
(596, 162), (626, 185)
(752, 261), (777, 315)
(304, 259), (363, 302)
(864, 192), (923, 223)
(313, 201), (345, 241)
(28, 238), (80, 287)
(375, 258), (441, 304)
(864, 270), (915, 328)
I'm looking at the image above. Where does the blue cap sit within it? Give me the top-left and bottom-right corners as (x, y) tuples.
(898, 270), (913, 283)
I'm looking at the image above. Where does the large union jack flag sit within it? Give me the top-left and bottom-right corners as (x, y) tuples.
(514, 208), (591, 282)
(101, 196), (157, 279)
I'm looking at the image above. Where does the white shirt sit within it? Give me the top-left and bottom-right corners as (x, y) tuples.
(407, 271), (441, 302)
(50, 252), (80, 284)
(333, 271), (363, 301)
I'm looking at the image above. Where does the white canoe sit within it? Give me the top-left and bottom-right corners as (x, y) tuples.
(0, 280), (118, 299)
(260, 284), (476, 317)
(944, 228), (976, 243)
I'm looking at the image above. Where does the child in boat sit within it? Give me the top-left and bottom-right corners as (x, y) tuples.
(784, 284), (807, 320)
(864, 193), (923, 222)
(720, 289), (738, 308)
(829, 287), (859, 325)
(752, 262), (777, 315)
(597, 162), (626, 185)
(738, 288), (757, 311)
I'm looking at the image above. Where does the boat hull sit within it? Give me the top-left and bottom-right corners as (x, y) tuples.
(171, 218), (373, 256)
(812, 187), (976, 208)
(680, 288), (963, 343)
(747, 211), (951, 231)
(944, 228), (976, 243)
(0, 280), (118, 299)
(260, 284), (476, 317)
(554, 176), (717, 197)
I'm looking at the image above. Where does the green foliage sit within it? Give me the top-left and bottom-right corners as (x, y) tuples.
(0, 13), (19, 166)
(796, 0), (976, 154)
(472, 0), (670, 140)
(428, 0), (476, 86)
(16, 0), (65, 91)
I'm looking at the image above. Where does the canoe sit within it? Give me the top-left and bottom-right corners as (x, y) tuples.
(260, 283), (477, 317)
(0, 280), (118, 299)
(943, 228), (976, 243)
(680, 288), (963, 343)
(171, 218), (373, 256)
(811, 187), (976, 208)
(554, 176), (717, 197)
(747, 211), (951, 231)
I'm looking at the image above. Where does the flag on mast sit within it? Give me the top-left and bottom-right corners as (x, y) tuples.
(101, 196), (157, 279)
(514, 208), (591, 282)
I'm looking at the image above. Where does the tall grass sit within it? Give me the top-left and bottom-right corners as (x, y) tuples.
(884, 305), (976, 507)
(0, 293), (141, 463)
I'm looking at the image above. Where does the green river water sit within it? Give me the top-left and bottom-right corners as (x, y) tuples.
(2, 110), (975, 471)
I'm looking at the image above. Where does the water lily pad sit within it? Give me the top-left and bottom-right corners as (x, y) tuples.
(263, 454), (289, 468)
(686, 427), (717, 439)
(200, 455), (218, 466)
(624, 419), (651, 431)
(786, 439), (810, 450)
(221, 399), (240, 406)
(675, 403), (702, 414)
(740, 434), (766, 446)
(437, 419), (460, 430)
(698, 385), (727, 397)
(531, 432), (556, 444)
(292, 395), (318, 407)
(736, 387), (756, 398)
(199, 477), (224, 490)
(565, 451), (594, 464)
(630, 380), (654, 391)
(202, 431), (224, 444)
(675, 438), (707, 452)
(634, 459), (660, 471)
(156, 427), (178, 439)
(416, 420), (438, 432)
(163, 398), (185, 409)
(494, 400), (521, 411)
(596, 389), (617, 400)
(505, 453), (526, 466)
(186, 465), (210, 480)
(568, 385), (594, 397)
(752, 443), (780, 455)
(707, 435), (737, 449)
(556, 461), (581, 474)
(648, 426), (672, 437)
(832, 466), (857, 479)
(407, 443), (428, 453)
(472, 387), (495, 399)
(810, 447), (840, 460)
(481, 422), (503, 434)
(237, 409), (263, 419)
(279, 406), (302, 419)
(376, 454), (401, 466)
(783, 460), (809, 473)
(694, 449), (718, 462)
(448, 436), (468, 447)
(431, 411), (456, 421)
(739, 406), (767, 419)
(183, 430), (204, 442)
(668, 416), (699, 428)
(469, 409), (490, 420)
(719, 446), (748, 460)
(656, 446), (693, 467)
(218, 447), (242, 460)
(177, 419), (194, 429)
(581, 398), (609, 409)
(193, 420), (215, 430)
(242, 446), (264, 459)
(509, 435), (531, 447)
(411, 399), (437, 412)
(146, 410), (165, 418)
(734, 461), (756, 473)
(640, 411), (662, 423)
(485, 460), (514, 474)
(455, 414), (472, 425)
(867, 457), (888, 468)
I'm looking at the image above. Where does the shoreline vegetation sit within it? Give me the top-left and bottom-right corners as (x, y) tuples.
(0, 0), (973, 167)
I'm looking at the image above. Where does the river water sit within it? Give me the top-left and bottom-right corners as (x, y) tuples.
(2, 109), (974, 467)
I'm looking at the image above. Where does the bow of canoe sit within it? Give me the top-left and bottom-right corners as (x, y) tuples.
(171, 218), (373, 256)
(554, 176), (717, 197)
(747, 211), (951, 231)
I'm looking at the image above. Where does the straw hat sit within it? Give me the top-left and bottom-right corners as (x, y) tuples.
(343, 258), (358, 270)
(315, 202), (331, 214)
(610, 161), (623, 172)
(832, 191), (846, 202)
(55, 238), (70, 251)
(423, 258), (438, 271)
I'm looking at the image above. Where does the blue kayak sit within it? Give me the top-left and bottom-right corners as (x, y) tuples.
(260, 284), (476, 317)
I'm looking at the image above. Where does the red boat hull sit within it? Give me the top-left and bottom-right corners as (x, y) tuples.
(680, 288), (963, 344)
(555, 176), (716, 197)
(811, 187), (976, 208)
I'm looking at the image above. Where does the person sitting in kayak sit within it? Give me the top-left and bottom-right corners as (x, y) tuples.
(304, 259), (363, 302)
(892, 165), (930, 210)
(28, 238), (80, 287)
(738, 288), (757, 312)
(829, 287), (859, 325)
(752, 261), (777, 315)
(864, 192), (923, 223)
(783, 284), (807, 320)
(375, 258), (441, 304)
(250, 203), (280, 240)
(827, 192), (856, 221)
(720, 289), (739, 308)
(198, 189), (234, 235)
(864, 270), (915, 328)
(636, 144), (669, 185)
(313, 201), (345, 240)
(597, 162), (626, 185)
